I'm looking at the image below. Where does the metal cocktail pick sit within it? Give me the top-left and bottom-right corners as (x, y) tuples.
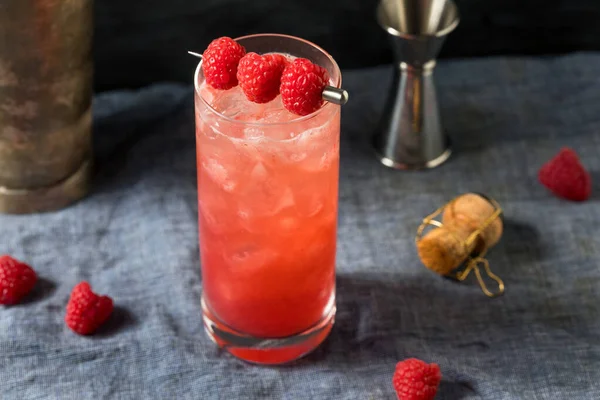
(188, 51), (349, 106)
(373, 0), (459, 169)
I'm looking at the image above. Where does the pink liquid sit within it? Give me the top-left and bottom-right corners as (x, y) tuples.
(195, 76), (340, 340)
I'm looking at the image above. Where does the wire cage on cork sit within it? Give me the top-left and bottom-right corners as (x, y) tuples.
(415, 193), (505, 297)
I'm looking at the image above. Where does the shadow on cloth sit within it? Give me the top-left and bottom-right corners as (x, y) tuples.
(487, 218), (546, 279)
(18, 277), (56, 305)
(588, 171), (599, 201)
(95, 305), (139, 337)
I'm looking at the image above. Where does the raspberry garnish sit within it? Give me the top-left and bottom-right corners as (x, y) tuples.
(65, 282), (113, 335)
(237, 52), (288, 103)
(393, 358), (441, 400)
(0, 255), (37, 305)
(202, 37), (246, 90)
(538, 147), (591, 201)
(280, 58), (330, 116)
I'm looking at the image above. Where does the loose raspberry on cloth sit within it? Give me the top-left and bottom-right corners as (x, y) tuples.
(393, 358), (442, 400)
(65, 282), (113, 335)
(538, 147), (591, 201)
(0, 255), (37, 305)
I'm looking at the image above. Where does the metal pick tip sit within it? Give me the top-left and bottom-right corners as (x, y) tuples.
(188, 51), (203, 59)
(322, 86), (349, 106)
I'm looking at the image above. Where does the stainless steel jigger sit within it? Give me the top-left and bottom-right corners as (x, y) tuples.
(373, 0), (459, 170)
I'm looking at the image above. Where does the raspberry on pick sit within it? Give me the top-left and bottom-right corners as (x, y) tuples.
(538, 147), (591, 201)
(280, 58), (330, 116)
(393, 358), (441, 400)
(0, 255), (37, 305)
(65, 282), (113, 335)
(237, 52), (288, 103)
(202, 37), (246, 90)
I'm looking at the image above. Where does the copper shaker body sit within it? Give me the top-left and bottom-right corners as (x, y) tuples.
(0, 0), (93, 214)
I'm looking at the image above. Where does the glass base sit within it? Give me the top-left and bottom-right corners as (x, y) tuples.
(202, 297), (335, 365)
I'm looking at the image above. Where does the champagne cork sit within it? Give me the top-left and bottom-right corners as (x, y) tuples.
(417, 193), (503, 275)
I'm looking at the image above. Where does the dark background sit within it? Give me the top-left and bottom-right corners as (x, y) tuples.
(94, 0), (600, 91)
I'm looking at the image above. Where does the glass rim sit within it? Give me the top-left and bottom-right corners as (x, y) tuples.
(194, 33), (342, 127)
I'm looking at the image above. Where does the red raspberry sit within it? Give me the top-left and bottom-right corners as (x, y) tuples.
(65, 282), (113, 335)
(237, 52), (288, 103)
(280, 58), (330, 116)
(202, 37), (246, 90)
(0, 255), (37, 305)
(538, 147), (591, 201)
(393, 358), (441, 400)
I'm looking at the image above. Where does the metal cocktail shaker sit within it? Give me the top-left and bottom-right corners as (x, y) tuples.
(0, 0), (93, 214)
(373, 0), (459, 170)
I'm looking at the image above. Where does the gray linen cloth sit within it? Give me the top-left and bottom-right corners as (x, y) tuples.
(1, 53), (600, 399)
